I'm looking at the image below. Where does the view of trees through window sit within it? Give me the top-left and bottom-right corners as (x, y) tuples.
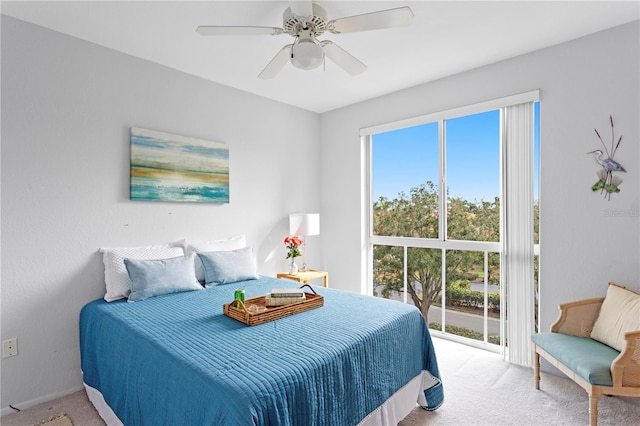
(370, 103), (539, 346)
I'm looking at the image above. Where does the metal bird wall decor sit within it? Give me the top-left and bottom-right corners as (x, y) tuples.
(588, 115), (626, 200)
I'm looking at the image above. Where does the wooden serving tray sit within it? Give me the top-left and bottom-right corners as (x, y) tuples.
(223, 284), (323, 326)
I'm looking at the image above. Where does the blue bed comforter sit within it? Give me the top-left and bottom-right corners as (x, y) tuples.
(80, 276), (443, 425)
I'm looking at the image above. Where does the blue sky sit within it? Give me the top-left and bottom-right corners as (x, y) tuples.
(372, 103), (540, 202)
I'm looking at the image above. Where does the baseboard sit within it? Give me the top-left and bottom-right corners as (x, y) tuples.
(0, 385), (85, 417)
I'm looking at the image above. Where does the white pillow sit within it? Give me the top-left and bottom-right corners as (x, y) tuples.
(590, 282), (640, 351)
(100, 241), (185, 302)
(186, 234), (247, 283)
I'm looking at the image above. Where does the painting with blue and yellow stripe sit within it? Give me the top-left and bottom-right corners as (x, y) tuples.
(130, 128), (229, 203)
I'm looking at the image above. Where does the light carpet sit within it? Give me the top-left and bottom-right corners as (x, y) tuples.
(400, 337), (640, 425)
(36, 414), (73, 426)
(2, 337), (638, 425)
(1, 391), (104, 426)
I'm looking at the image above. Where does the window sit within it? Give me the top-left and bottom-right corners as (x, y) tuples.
(372, 122), (439, 239)
(364, 92), (539, 363)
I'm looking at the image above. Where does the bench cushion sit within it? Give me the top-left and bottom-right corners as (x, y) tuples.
(532, 332), (620, 386)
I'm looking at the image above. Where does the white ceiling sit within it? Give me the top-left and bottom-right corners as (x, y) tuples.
(2, 1), (638, 113)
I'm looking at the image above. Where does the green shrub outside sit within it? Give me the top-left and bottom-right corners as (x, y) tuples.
(446, 279), (500, 312)
(429, 322), (501, 345)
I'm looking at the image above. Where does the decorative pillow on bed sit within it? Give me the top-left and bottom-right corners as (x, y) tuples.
(590, 282), (640, 351)
(197, 246), (258, 287)
(100, 241), (185, 302)
(124, 253), (202, 302)
(187, 234), (247, 283)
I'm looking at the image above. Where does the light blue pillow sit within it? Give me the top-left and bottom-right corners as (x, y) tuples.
(197, 247), (259, 287)
(124, 253), (202, 302)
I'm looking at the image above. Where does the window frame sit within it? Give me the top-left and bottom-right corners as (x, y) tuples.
(362, 90), (540, 354)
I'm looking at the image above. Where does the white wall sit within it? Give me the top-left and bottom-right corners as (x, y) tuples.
(320, 22), (639, 329)
(0, 16), (321, 410)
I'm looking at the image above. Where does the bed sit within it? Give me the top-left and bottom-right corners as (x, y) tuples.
(80, 276), (443, 425)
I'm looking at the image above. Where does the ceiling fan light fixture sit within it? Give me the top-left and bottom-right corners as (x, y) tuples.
(291, 39), (324, 70)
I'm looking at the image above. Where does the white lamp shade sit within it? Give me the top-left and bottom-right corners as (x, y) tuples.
(289, 213), (320, 236)
(290, 40), (324, 70)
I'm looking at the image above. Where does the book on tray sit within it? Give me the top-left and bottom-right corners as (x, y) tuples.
(265, 288), (306, 306)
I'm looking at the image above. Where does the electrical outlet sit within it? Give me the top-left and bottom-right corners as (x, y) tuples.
(2, 338), (18, 358)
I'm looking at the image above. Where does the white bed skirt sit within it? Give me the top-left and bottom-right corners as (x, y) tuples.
(84, 371), (424, 426)
(358, 372), (423, 425)
(83, 383), (123, 426)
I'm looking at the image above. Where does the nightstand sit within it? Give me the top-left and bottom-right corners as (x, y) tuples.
(277, 269), (329, 288)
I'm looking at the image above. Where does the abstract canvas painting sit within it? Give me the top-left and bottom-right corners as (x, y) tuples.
(130, 127), (229, 203)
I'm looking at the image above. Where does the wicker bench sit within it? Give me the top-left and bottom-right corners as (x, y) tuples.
(531, 283), (640, 426)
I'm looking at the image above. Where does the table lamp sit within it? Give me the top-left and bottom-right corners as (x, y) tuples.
(289, 213), (320, 272)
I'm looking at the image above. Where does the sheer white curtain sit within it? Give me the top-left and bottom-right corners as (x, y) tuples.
(501, 101), (536, 366)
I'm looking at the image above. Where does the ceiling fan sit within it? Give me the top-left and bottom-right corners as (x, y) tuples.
(196, 1), (414, 79)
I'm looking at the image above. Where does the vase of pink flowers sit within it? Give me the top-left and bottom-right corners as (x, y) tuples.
(284, 236), (303, 275)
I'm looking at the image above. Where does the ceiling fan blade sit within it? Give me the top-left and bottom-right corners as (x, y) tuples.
(288, 1), (314, 18)
(321, 41), (367, 76)
(196, 26), (283, 36)
(328, 6), (414, 34)
(258, 45), (293, 79)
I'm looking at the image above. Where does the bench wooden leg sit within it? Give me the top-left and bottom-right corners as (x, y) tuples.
(534, 349), (540, 390)
(589, 393), (598, 426)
